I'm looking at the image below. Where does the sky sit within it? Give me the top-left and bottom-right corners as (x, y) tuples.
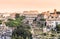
(0, 0), (60, 13)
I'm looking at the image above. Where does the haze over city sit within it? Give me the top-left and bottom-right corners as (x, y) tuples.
(0, 0), (60, 13)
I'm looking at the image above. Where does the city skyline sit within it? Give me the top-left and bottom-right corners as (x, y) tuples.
(0, 0), (60, 13)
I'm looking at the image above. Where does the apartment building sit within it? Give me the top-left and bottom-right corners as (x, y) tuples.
(42, 9), (60, 31)
(33, 9), (60, 32)
(23, 10), (39, 24)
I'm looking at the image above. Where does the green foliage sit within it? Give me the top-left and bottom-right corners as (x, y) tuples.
(5, 20), (21, 27)
(15, 13), (20, 18)
(17, 25), (31, 30)
(0, 20), (2, 24)
(12, 25), (32, 39)
(8, 19), (14, 21)
(5, 13), (32, 39)
(56, 24), (60, 32)
(40, 19), (46, 21)
(15, 13), (25, 19)
(5, 16), (25, 27)
(12, 35), (24, 39)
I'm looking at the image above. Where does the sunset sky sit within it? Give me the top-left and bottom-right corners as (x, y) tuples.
(0, 0), (60, 13)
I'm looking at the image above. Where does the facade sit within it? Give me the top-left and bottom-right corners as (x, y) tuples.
(42, 9), (60, 31)
(23, 10), (39, 24)
(46, 9), (60, 29)
(10, 13), (16, 19)
(34, 9), (60, 32)
(36, 14), (46, 28)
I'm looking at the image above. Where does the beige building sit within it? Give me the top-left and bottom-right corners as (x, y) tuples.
(23, 10), (39, 24)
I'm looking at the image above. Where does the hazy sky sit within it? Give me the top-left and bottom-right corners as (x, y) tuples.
(0, 0), (60, 13)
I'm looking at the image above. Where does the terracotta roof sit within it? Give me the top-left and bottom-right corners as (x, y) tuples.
(41, 11), (50, 17)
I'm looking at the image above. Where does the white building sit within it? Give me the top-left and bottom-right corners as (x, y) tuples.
(40, 9), (60, 31)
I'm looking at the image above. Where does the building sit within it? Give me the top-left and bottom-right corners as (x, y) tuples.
(10, 13), (16, 19)
(34, 9), (60, 32)
(43, 9), (60, 31)
(23, 10), (39, 24)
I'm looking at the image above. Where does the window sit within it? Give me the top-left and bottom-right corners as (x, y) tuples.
(51, 16), (53, 18)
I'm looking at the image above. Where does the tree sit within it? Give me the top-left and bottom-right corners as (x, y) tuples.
(5, 20), (21, 27)
(5, 16), (25, 27)
(5, 14), (32, 39)
(8, 19), (14, 21)
(15, 13), (20, 18)
(0, 20), (2, 24)
(12, 25), (32, 39)
(56, 24), (60, 33)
